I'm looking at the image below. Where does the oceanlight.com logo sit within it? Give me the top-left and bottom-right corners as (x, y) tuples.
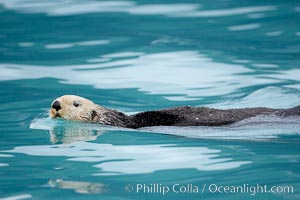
(124, 183), (294, 196)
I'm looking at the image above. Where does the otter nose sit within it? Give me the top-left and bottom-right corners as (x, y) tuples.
(52, 100), (61, 111)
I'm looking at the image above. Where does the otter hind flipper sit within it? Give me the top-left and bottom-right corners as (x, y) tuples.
(277, 105), (300, 117)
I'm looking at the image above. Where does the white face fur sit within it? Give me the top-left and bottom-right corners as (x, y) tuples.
(49, 95), (101, 122)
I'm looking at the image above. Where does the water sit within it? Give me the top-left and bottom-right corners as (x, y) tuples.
(0, 0), (300, 199)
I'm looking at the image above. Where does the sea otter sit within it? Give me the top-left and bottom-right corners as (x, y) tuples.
(49, 95), (300, 129)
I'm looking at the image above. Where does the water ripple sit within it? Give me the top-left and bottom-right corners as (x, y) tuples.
(0, 51), (277, 100)
(0, 0), (276, 18)
(45, 40), (109, 49)
(3, 141), (251, 175)
(0, 194), (32, 200)
(228, 23), (261, 31)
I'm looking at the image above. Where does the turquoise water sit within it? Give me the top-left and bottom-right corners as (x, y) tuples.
(0, 0), (300, 199)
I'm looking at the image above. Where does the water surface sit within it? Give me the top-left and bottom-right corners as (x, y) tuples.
(0, 0), (299, 199)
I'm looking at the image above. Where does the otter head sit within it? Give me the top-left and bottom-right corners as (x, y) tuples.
(49, 95), (103, 123)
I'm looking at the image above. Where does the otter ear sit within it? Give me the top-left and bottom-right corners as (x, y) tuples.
(91, 110), (99, 122)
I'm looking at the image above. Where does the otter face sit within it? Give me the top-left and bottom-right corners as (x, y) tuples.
(49, 95), (99, 123)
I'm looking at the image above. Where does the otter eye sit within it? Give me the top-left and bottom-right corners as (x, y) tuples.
(73, 101), (80, 107)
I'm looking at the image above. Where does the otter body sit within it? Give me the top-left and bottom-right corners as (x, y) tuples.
(126, 106), (299, 128)
(49, 95), (300, 129)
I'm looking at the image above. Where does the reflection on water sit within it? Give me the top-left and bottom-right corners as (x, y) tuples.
(0, 154), (13, 168)
(228, 23), (261, 31)
(15, 117), (254, 176)
(17, 118), (254, 175)
(0, 194), (33, 200)
(0, 0), (277, 17)
(211, 86), (300, 109)
(3, 140), (251, 175)
(49, 179), (106, 194)
(45, 40), (109, 49)
(30, 118), (121, 144)
(0, 51), (286, 101)
(49, 126), (103, 144)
